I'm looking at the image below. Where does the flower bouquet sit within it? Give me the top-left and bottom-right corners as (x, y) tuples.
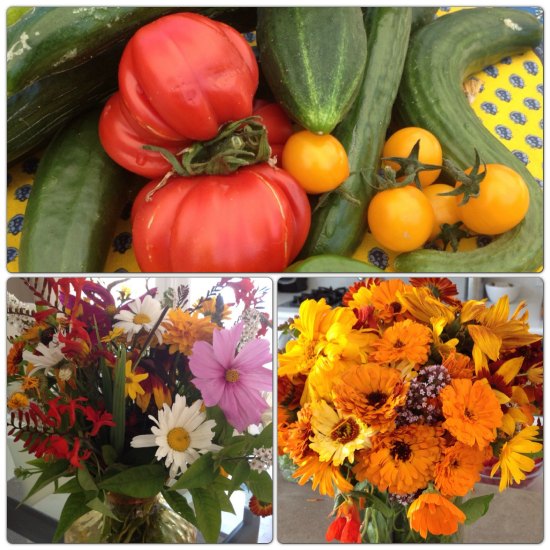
(278, 278), (542, 543)
(7, 277), (273, 543)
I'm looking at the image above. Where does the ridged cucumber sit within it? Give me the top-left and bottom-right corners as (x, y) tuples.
(394, 7), (543, 272)
(256, 7), (367, 134)
(18, 109), (138, 273)
(298, 7), (412, 259)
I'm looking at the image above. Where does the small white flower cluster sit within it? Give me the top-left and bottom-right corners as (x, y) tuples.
(237, 308), (262, 352)
(250, 446), (273, 473)
(7, 292), (36, 340)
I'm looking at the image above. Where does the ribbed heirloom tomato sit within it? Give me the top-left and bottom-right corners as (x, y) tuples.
(253, 101), (294, 165)
(131, 164), (311, 272)
(99, 12), (259, 178)
(456, 163), (530, 235)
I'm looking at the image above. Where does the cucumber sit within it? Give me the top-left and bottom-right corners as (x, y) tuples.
(286, 255), (384, 273)
(394, 7), (543, 273)
(298, 7), (412, 259)
(18, 109), (139, 273)
(256, 7), (367, 134)
(7, 7), (257, 164)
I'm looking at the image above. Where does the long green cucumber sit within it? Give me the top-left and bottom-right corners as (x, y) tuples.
(286, 255), (383, 273)
(394, 7), (543, 272)
(18, 109), (138, 273)
(7, 6), (256, 97)
(298, 7), (412, 259)
(256, 7), (367, 134)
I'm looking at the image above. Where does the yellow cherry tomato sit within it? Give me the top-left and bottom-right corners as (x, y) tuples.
(382, 127), (443, 187)
(367, 185), (435, 252)
(456, 163), (530, 235)
(422, 183), (462, 241)
(281, 130), (349, 194)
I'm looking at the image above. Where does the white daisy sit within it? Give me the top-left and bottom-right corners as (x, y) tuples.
(22, 334), (66, 376)
(113, 294), (165, 342)
(131, 394), (221, 481)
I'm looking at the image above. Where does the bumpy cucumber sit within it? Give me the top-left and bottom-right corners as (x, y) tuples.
(394, 7), (543, 272)
(299, 7), (412, 259)
(256, 7), (367, 134)
(18, 109), (138, 273)
(286, 255), (383, 273)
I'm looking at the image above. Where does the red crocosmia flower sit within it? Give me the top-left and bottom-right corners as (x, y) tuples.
(68, 438), (91, 469)
(84, 406), (115, 436)
(44, 434), (70, 459)
(325, 500), (362, 543)
(58, 397), (88, 427)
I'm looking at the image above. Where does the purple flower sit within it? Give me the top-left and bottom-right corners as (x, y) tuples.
(189, 322), (272, 432)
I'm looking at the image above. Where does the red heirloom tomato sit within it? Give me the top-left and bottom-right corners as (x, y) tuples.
(131, 164), (311, 272)
(118, 12), (259, 143)
(253, 101), (294, 164)
(99, 92), (191, 179)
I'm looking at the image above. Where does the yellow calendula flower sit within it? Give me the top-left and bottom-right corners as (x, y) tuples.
(162, 308), (217, 355)
(309, 400), (374, 466)
(7, 392), (29, 410)
(491, 425), (542, 491)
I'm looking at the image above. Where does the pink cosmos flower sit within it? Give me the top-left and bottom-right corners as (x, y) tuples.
(189, 322), (272, 432)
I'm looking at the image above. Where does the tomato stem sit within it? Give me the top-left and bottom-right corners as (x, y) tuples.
(438, 149), (487, 205)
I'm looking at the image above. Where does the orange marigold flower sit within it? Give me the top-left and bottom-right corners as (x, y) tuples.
(249, 495), (273, 517)
(162, 308), (217, 355)
(352, 424), (442, 495)
(370, 319), (432, 365)
(8, 341), (25, 376)
(442, 351), (474, 379)
(440, 379), (503, 448)
(279, 403), (313, 463)
(333, 363), (408, 433)
(434, 442), (486, 497)
(407, 492), (466, 539)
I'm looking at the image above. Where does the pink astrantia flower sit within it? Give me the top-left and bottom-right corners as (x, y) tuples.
(189, 322), (272, 432)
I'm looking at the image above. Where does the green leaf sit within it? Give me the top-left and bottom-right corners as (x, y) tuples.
(365, 493), (393, 518)
(98, 464), (166, 498)
(216, 489), (236, 514)
(101, 444), (118, 466)
(255, 422), (273, 449)
(247, 470), (272, 503)
(169, 454), (217, 491)
(53, 492), (91, 542)
(77, 465), (98, 493)
(457, 493), (494, 525)
(23, 459), (70, 503)
(161, 490), (197, 526)
(224, 459), (251, 490)
(189, 487), (222, 543)
(86, 496), (119, 521)
(55, 477), (82, 494)
(110, 346), (126, 455)
(206, 406), (236, 445)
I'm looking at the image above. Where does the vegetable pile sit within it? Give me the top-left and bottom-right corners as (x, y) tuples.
(8, 6), (543, 273)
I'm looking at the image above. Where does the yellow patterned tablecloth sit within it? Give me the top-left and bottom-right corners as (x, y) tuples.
(7, 7), (543, 273)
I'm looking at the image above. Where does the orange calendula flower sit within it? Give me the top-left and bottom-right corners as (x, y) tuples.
(434, 442), (486, 497)
(352, 424), (442, 495)
(371, 319), (432, 366)
(333, 363), (408, 433)
(8, 341), (25, 376)
(491, 425), (542, 491)
(407, 492), (466, 539)
(162, 308), (218, 355)
(440, 378), (503, 448)
(442, 351), (474, 380)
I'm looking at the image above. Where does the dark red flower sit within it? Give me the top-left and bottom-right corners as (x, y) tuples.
(249, 495), (273, 517)
(83, 406), (115, 436)
(325, 500), (362, 543)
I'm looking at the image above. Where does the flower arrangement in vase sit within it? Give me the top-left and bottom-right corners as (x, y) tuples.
(7, 277), (273, 542)
(278, 277), (542, 543)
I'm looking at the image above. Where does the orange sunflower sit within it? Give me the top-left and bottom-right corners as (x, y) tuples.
(434, 441), (486, 497)
(370, 319), (432, 366)
(407, 492), (466, 539)
(352, 424), (442, 495)
(162, 308), (217, 355)
(333, 363), (408, 433)
(440, 378), (503, 449)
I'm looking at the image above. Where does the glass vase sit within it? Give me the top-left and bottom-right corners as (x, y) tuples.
(64, 492), (197, 543)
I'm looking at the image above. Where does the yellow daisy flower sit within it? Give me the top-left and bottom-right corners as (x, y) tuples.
(124, 360), (149, 400)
